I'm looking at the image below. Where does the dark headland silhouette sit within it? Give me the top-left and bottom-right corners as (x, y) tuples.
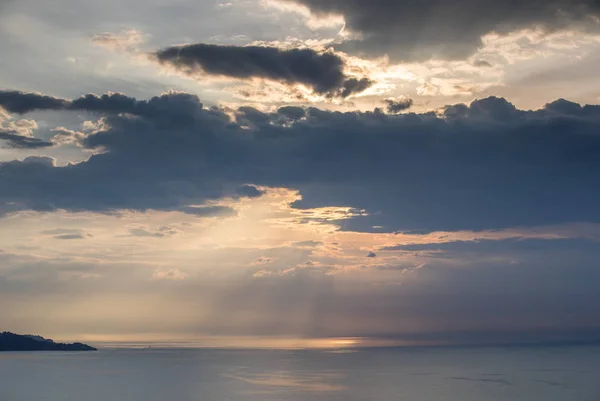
(0, 331), (97, 351)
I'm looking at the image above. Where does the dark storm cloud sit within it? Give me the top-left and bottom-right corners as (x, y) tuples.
(281, 0), (600, 61)
(2, 90), (600, 232)
(383, 98), (413, 113)
(154, 44), (372, 97)
(0, 131), (52, 149)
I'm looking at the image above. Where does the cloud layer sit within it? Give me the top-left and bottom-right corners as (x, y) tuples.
(282, 0), (600, 60)
(2, 90), (600, 233)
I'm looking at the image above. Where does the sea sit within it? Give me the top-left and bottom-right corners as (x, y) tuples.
(1, 345), (599, 401)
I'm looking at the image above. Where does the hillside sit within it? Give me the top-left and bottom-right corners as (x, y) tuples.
(0, 332), (96, 351)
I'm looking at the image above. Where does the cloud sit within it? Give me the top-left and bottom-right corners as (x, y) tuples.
(235, 185), (265, 198)
(154, 44), (372, 97)
(178, 206), (237, 217)
(3, 221), (600, 344)
(381, 237), (600, 254)
(49, 127), (86, 147)
(367, 251), (377, 258)
(473, 59), (493, 68)
(0, 91), (68, 114)
(18, 156), (56, 167)
(206, 235), (600, 342)
(41, 228), (92, 240)
(336, 77), (373, 98)
(92, 30), (145, 52)
(2, 90), (600, 233)
(53, 234), (88, 240)
(0, 90), (205, 120)
(383, 97), (413, 113)
(280, 0), (600, 61)
(0, 112), (52, 149)
(152, 268), (188, 281)
(251, 257), (276, 266)
(0, 131), (52, 149)
(277, 106), (306, 120)
(128, 225), (182, 238)
(291, 240), (322, 248)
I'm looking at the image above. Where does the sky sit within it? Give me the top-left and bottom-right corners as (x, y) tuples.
(1, 0), (600, 348)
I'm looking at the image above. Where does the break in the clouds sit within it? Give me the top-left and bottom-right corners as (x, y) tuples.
(2, 89), (600, 232)
(154, 44), (373, 98)
(281, 0), (600, 61)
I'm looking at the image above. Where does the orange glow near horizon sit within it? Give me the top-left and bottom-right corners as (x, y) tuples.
(62, 334), (437, 349)
(67, 334), (367, 350)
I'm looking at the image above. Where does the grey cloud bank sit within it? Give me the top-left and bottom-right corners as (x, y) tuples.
(1, 90), (600, 233)
(283, 0), (600, 61)
(0, 91), (68, 114)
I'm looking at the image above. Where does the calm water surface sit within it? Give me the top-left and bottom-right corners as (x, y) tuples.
(1, 345), (599, 401)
